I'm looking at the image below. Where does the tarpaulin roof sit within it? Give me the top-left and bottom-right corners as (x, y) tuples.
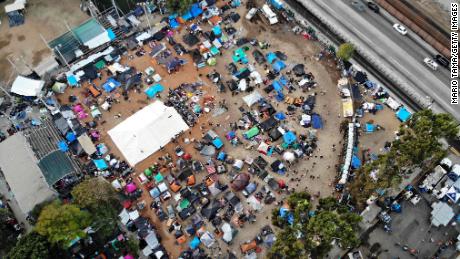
(283, 131), (296, 145)
(266, 52), (277, 64)
(212, 138), (224, 149)
(272, 81), (282, 91)
(145, 83), (164, 98)
(182, 11), (193, 21)
(365, 123), (375, 132)
(38, 151), (77, 185)
(58, 141), (69, 152)
(93, 159), (108, 170)
(351, 155), (361, 169)
(108, 101), (189, 165)
(77, 134), (97, 155)
(396, 107), (411, 122)
(126, 182), (137, 193)
(242, 91), (263, 107)
(11, 76), (45, 96)
(212, 25), (222, 36)
(103, 77), (121, 92)
(272, 60), (286, 72)
(190, 236), (201, 249)
(312, 114), (323, 129)
(244, 126), (260, 139)
(191, 3), (203, 17)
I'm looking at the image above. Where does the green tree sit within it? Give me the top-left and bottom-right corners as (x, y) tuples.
(269, 193), (362, 258)
(35, 201), (92, 247)
(337, 43), (355, 61)
(166, 0), (194, 14)
(350, 110), (458, 209)
(0, 208), (18, 253)
(7, 232), (50, 259)
(71, 178), (121, 240)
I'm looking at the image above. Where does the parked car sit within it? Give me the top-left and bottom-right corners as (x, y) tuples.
(246, 8), (258, 20)
(367, 2), (380, 13)
(351, 0), (365, 12)
(393, 23), (407, 35)
(423, 57), (438, 70)
(434, 54), (449, 68)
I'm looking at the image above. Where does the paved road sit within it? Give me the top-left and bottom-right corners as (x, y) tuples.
(296, 0), (459, 120)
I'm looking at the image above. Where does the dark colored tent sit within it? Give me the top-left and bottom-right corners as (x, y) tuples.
(200, 199), (222, 220)
(292, 64), (305, 76)
(227, 80), (238, 92)
(231, 173), (250, 191)
(354, 71), (367, 83)
(153, 31), (166, 41)
(178, 167), (193, 181)
(311, 114), (323, 129)
(259, 117), (278, 132)
(254, 156), (268, 169)
(269, 127), (282, 141)
(183, 33), (200, 47)
(235, 69), (251, 80)
(351, 84), (363, 103)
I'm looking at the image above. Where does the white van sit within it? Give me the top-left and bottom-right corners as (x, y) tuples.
(261, 4), (278, 25)
(246, 8), (258, 20)
(423, 57), (438, 70)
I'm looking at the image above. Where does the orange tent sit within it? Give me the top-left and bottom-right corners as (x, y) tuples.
(187, 175), (196, 186)
(240, 240), (257, 253)
(208, 16), (222, 26)
(170, 181), (182, 193)
(176, 235), (187, 244)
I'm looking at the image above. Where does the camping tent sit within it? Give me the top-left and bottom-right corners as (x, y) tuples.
(11, 76), (45, 96)
(144, 84), (164, 98)
(396, 107), (411, 122)
(103, 78), (121, 92)
(431, 201), (454, 227)
(108, 101), (189, 165)
(242, 91), (263, 107)
(52, 82), (67, 93)
(244, 126), (259, 139)
(272, 60), (286, 72)
(283, 131), (296, 145)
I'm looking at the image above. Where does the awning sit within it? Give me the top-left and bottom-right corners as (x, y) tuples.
(77, 134), (97, 155)
(10, 76), (45, 97)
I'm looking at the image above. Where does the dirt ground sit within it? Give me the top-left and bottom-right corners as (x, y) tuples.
(0, 0), (88, 83)
(410, 0), (452, 33)
(20, 2), (402, 259)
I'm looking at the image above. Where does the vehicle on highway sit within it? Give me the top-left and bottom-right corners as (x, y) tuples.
(423, 57), (438, 70)
(434, 54), (449, 68)
(351, 0), (365, 12)
(246, 8), (258, 20)
(367, 2), (380, 13)
(392, 23), (407, 35)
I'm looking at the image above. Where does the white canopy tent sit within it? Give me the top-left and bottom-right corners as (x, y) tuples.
(77, 134), (97, 155)
(108, 101), (189, 165)
(242, 90), (263, 107)
(10, 76), (44, 96)
(431, 201), (454, 227)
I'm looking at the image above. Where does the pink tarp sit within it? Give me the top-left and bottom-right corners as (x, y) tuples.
(73, 104), (84, 113)
(125, 183), (137, 193)
(124, 255), (135, 259)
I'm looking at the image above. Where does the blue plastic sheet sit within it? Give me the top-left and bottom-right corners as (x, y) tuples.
(272, 60), (286, 72)
(103, 78), (121, 92)
(283, 131), (296, 145)
(189, 236), (201, 249)
(266, 52), (277, 64)
(351, 155), (361, 169)
(212, 138), (224, 149)
(312, 114), (323, 129)
(58, 141), (69, 152)
(145, 84), (165, 98)
(272, 81), (282, 91)
(66, 132), (77, 142)
(274, 112), (286, 120)
(93, 159), (108, 170)
(190, 3), (203, 17)
(396, 107), (411, 122)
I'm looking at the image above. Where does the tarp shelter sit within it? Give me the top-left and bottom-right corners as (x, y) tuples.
(342, 98), (354, 117)
(108, 101), (189, 165)
(189, 236), (201, 249)
(272, 81), (282, 91)
(94, 159), (108, 170)
(365, 123), (375, 133)
(190, 3), (203, 17)
(200, 232), (215, 248)
(270, 0), (284, 9)
(244, 126), (260, 139)
(77, 134), (97, 155)
(52, 82), (67, 93)
(212, 138), (224, 149)
(242, 91), (263, 107)
(212, 25), (222, 36)
(311, 114), (323, 129)
(145, 84), (164, 98)
(283, 131), (296, 145)
(150, 43), (166, 58)
(146, 232), (160, 249)
(58, 141), (69, 152)
(125, 183), (137, 193)
(231, 173), (250, 191)
(266, 52), (277, 64)
(273, 60), (286, 72)
(103, 78), (121, 92)
(396, 107), (411, 122)
(11, 76), (45, 97)
(431, 201), (454, 227)
(351, 155), (361, 169)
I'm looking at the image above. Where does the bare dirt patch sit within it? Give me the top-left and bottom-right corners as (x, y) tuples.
(16, 35), (26, 42)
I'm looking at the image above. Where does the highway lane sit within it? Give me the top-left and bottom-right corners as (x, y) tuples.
(296, 0), (458, 120)
(339, 0), (451, 84)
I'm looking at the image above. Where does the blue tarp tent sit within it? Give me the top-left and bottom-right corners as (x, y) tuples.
(145, 84), (165, 98)
(189, 236), (201, 249)
(103, 78), (121, 92)
(396, 107), (411, 122)
(190, 3), (203, 17)
(365, 123), (375, 132)
(312, 114), (323, 129)
(279, 75), (288, 86)
(217, 151), (226, 161)
(271, 0), (284, 9)
(274, 112), (286, 120)
(169, 17), (179, 29)
(351, 155), (361, 169)
(93, 159), (108, 170)
(266, 52), (277, 64)
(273, 60), (286, 72)
(279, 207), (294, 225)
(67, 75), (78, 86)
(182, 11), (193, 21)
(66, 132), (77, 142)
(272, 81), (282, 91)
(58, 141), (69, 152)
(107, 29), (116, 40)
(212, 25), (222, 36)
(283, 131), (296, 145)
(212, 137), (224, 149)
